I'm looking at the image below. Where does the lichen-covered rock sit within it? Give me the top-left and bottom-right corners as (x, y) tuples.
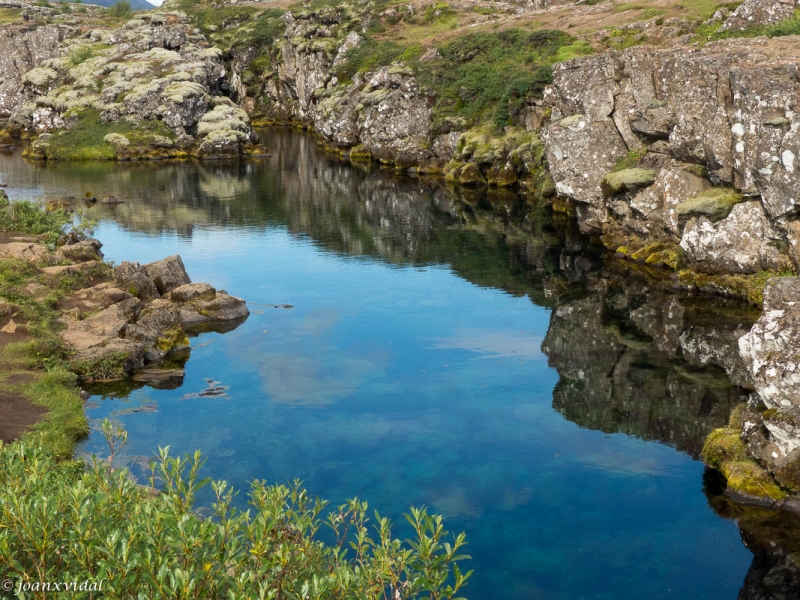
(143, 255), (191, 294)
(739, 277), (800, 412)
(680, 201), (793, 274)
(9, 12), (260, 159)
(0, 25), (68, 120)
(721, 0), (799, 31)
(55, 239), (103, 263)
(737, 277), (800, 491)
(542, 113), (627, 232)
(542, 39), (800, 272)
(114, 261), (161, 301)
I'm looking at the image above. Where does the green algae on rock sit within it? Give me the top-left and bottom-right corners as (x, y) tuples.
(702, 426), (787, 502)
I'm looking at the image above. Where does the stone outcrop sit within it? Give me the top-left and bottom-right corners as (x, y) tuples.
(0, 25), (70, 120)
(736, 277), (800, 495)
(61, 252), (248, 379)
(722, 0), (800, 31)
(5, 11), (263, 160)
(542, 38), (800, 280)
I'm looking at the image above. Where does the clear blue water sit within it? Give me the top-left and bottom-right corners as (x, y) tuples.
(0, 131), (761, 599)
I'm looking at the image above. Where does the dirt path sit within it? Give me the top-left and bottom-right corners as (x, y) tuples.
(0, 330), (43, 443)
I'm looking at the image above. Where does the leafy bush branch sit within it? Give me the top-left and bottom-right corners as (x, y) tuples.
(0, 432), (472, 600)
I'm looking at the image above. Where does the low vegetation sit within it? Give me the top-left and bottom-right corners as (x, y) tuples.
(0, 198), (105, 456)
(107, 0), (131, 18)
(337, 28), (590, 128)
(27, 109), (177, 161)
(0, 438), (471, 600)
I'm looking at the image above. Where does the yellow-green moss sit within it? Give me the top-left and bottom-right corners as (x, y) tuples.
(702, 427), (787, 501)
(348, 144), (372, 160)
(155, 326), (190, 352)
(601, 168), (657, 195)
(676, 187), (744, 223)
(677, 269), (794, 306)
(618, 240), (684, 271)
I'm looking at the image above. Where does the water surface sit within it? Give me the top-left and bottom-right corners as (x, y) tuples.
(0, 130), (778, 599)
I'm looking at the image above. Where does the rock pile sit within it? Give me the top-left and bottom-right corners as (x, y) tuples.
(0, 234), (248, 380)
(10, 11), (264, 159)
(61, 254), (248, 378)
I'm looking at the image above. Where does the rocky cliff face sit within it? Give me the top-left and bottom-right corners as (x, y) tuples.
(0, 24), (70, 120)
(227, 5), (553, 191)
(235, 8), (459, 170)
(0, 4), (263, 159)
(541, 37), (800, 277)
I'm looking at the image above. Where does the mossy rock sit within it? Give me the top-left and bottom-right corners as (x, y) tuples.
(601, 168), (657, 195)
(155, 326), (190, 353)
(774, 455), (800, 493)
(348, 144), (372, 160)
(559, 114), (585, 128)
(680, 163), (709, 179)
(458, 163), (485, 186)
(676, 269), (779, 306)
(676, 188), (744, 223)
(702, 427), (787, 501)
(486, 164), (517, 187)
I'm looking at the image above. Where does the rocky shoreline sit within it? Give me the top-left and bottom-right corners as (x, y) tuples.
(1, 234), (248, 384)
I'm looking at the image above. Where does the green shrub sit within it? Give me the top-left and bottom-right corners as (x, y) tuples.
(67, 44), (100, 67)
(706, 12), (800, 41)
(107, 0), (132, 18)
(0, 199), (71, 245)
(0, 439), (473, 600)
(336, 28), (574, 127)
(245, 8), (286, 46)
(334, 38), (406, 80)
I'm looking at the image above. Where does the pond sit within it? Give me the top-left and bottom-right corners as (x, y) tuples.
(1, 128), (795, 600)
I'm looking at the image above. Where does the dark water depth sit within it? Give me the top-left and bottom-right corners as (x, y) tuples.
(2, 129), (799, 599)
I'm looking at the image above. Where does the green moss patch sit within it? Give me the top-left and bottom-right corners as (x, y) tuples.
(156, 326), (190, 352)
(28, 109), (177, 161)
(676, 187), (744, 223)
(601, 168), (657, 195)
(702, 427), (787, 501)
